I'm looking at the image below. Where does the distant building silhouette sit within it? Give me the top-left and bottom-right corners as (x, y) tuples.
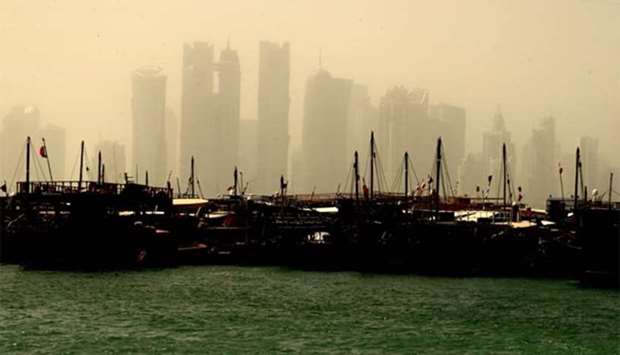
(256, 41), (290, 194)
(131, 66), (167, 186)
(0, 106), (41, 188)
(299, 69), (352, 193)
(238, 119), (258, 191)
(179, 42), (241, 195)
(91, 140), (127, 183)
(165, 107), (178, 182)
(211, 43), (241, 193)
(524, 116), (558, 207)
(460, 109), (516, 198)
(180, 42), (215, 193)
(430, 104), (466, 189)
(347, 84), (378, 159)
(379, 86), (433, 183)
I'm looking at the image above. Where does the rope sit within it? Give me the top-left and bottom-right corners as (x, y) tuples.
(69, 148), (80, 180)
(8, 141), (27, 193)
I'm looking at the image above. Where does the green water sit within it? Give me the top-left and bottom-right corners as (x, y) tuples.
(0, 264), (618, 354)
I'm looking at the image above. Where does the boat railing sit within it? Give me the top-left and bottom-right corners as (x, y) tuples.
(16, 180), (172, 197)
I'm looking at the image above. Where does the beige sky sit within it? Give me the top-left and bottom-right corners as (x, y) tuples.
(1, 0), (618, 168)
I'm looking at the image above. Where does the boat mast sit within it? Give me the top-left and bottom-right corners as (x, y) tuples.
(370, 131), (375, 199)
(145, 171), (149, 187)
(101, 164), (106, 184)
(97, 151), (102, 185)
(78, 141), (84, 191)
(25, 136), (31, 194)
(233, 166), (238, 196)
(404, 152), (409, 197)
(42, 138), (53, 182)
(502, 143), (507, 207)
(609, 172), (614, 208)
(574, 147), (580, 210)
(279, 175), (286, 203)
(190, 156), (195, 198)
(354, 151), (360, 202)
(435, 137), (442, 216)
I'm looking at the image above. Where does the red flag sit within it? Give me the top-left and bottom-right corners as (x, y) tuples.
(39, 146), (48, 158)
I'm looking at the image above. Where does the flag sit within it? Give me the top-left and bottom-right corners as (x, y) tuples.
(0, 183), (6, 193)
(39, 146), (48, 158)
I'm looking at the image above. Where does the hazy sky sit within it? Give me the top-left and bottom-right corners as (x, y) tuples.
(1, 0), (618, 168)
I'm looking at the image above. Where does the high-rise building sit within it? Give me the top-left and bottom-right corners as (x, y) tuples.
(180, 42), (215, 192)
(524, 116), (557, 207)
(238, 119), (258, 191)
(179, 42), (241, 196)
(430, 104), (466, 180)
(131, 66), (167, 186)
(256, 41), (290, 193)
(478, 110), (517, 197)
(0, 106), (41, 188)
(165, 107), (178, 181)
(210, 44), (241, 193)
(347, 84), (378, 159)
(299, 69), (352, 193)
(379, 86), (432, 183)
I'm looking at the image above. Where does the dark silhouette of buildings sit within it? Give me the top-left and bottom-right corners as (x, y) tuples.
(131, 66), (167, 186)
(256, 41), (290, 194)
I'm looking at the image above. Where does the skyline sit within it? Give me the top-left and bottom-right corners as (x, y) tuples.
(1, 0), (618, 165)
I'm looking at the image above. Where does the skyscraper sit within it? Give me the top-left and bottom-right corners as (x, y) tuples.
(347, 84), (378, 159)
(299, 69), (352, 193)
(430, 104), (466, 170)
(131, 66), (167, 186)
(256, 41), (290, 194)
(479, 110), (517, 197)
(524, 116), (557, 207)
(211, 44), (241, 193)
(165, 107), (178, 181)
(180, 42), (215, 193)
(379, 86), (432, 182)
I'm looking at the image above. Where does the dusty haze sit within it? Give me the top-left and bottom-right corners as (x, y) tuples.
(1, 0), (619, 182)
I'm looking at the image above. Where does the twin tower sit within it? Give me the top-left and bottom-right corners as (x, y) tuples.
(132, 41), (290, 195)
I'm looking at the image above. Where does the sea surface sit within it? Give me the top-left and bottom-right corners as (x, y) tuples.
(0, 264), (618, 354)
